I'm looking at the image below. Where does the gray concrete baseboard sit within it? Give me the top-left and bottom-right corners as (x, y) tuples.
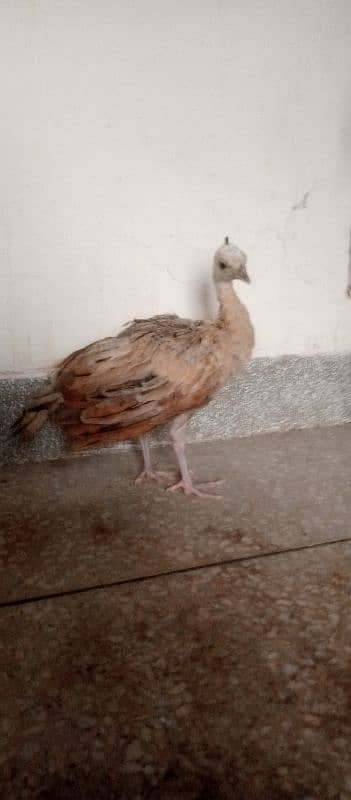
(1, 353), (350, 466)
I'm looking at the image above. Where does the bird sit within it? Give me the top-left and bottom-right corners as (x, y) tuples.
(14, 239), (255, 498)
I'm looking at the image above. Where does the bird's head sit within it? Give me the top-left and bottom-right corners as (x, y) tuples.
(213, 237), (250, 285)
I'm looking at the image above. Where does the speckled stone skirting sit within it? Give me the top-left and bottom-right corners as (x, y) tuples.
(1, 353), (350, 465)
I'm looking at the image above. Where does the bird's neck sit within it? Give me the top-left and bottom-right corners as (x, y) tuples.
(216, 282), (244, 329)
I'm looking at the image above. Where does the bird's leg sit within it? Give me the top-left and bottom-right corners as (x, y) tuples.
(167, 414), (223, 499)
(135, 436), (175, 485)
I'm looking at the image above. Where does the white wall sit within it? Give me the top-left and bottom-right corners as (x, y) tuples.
(1, 0), (351, 374)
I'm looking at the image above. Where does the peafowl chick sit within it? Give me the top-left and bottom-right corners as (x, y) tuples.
(14, 240), (255, 498)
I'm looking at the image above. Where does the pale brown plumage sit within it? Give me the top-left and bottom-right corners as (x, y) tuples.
(15, 241), (254, 497)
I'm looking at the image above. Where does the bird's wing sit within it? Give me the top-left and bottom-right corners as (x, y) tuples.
(55, 315), (221, 447)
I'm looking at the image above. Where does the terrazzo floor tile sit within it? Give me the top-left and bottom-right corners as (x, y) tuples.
(0, 425), (350, 603)
(1, 541), (351, 799)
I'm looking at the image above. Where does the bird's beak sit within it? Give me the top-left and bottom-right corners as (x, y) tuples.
(238, 265), (250, 284)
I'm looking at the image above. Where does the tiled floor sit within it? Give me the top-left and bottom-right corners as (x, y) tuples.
(1, 425), (351, 799)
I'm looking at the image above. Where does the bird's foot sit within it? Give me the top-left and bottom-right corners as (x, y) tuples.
(135, 468), (176, 486)
(166, 478), (224, 499)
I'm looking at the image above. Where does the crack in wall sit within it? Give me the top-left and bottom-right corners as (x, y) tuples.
(292, 191), (310, 212)
(347, 229), (351, 298)
(165, 265), (188, 286)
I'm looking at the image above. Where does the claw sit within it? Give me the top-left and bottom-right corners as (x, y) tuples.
(166, 478), (224, 499)
(135, 469), (176, 486)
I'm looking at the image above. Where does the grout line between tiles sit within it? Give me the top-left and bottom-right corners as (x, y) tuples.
(1, 534), (351, 611)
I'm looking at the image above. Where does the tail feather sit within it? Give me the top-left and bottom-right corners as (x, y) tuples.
(12, 390), (63, 438)
(23, 391), (62, 411)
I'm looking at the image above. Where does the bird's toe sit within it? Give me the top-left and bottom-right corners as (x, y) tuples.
(135, 469), (176, 485)
(166, 478), (223, 499)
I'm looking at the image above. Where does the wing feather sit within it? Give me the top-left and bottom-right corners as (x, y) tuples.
(53, 314), (221, 446)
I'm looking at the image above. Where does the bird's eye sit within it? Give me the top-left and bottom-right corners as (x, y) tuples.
(219, 262), (226, 270)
